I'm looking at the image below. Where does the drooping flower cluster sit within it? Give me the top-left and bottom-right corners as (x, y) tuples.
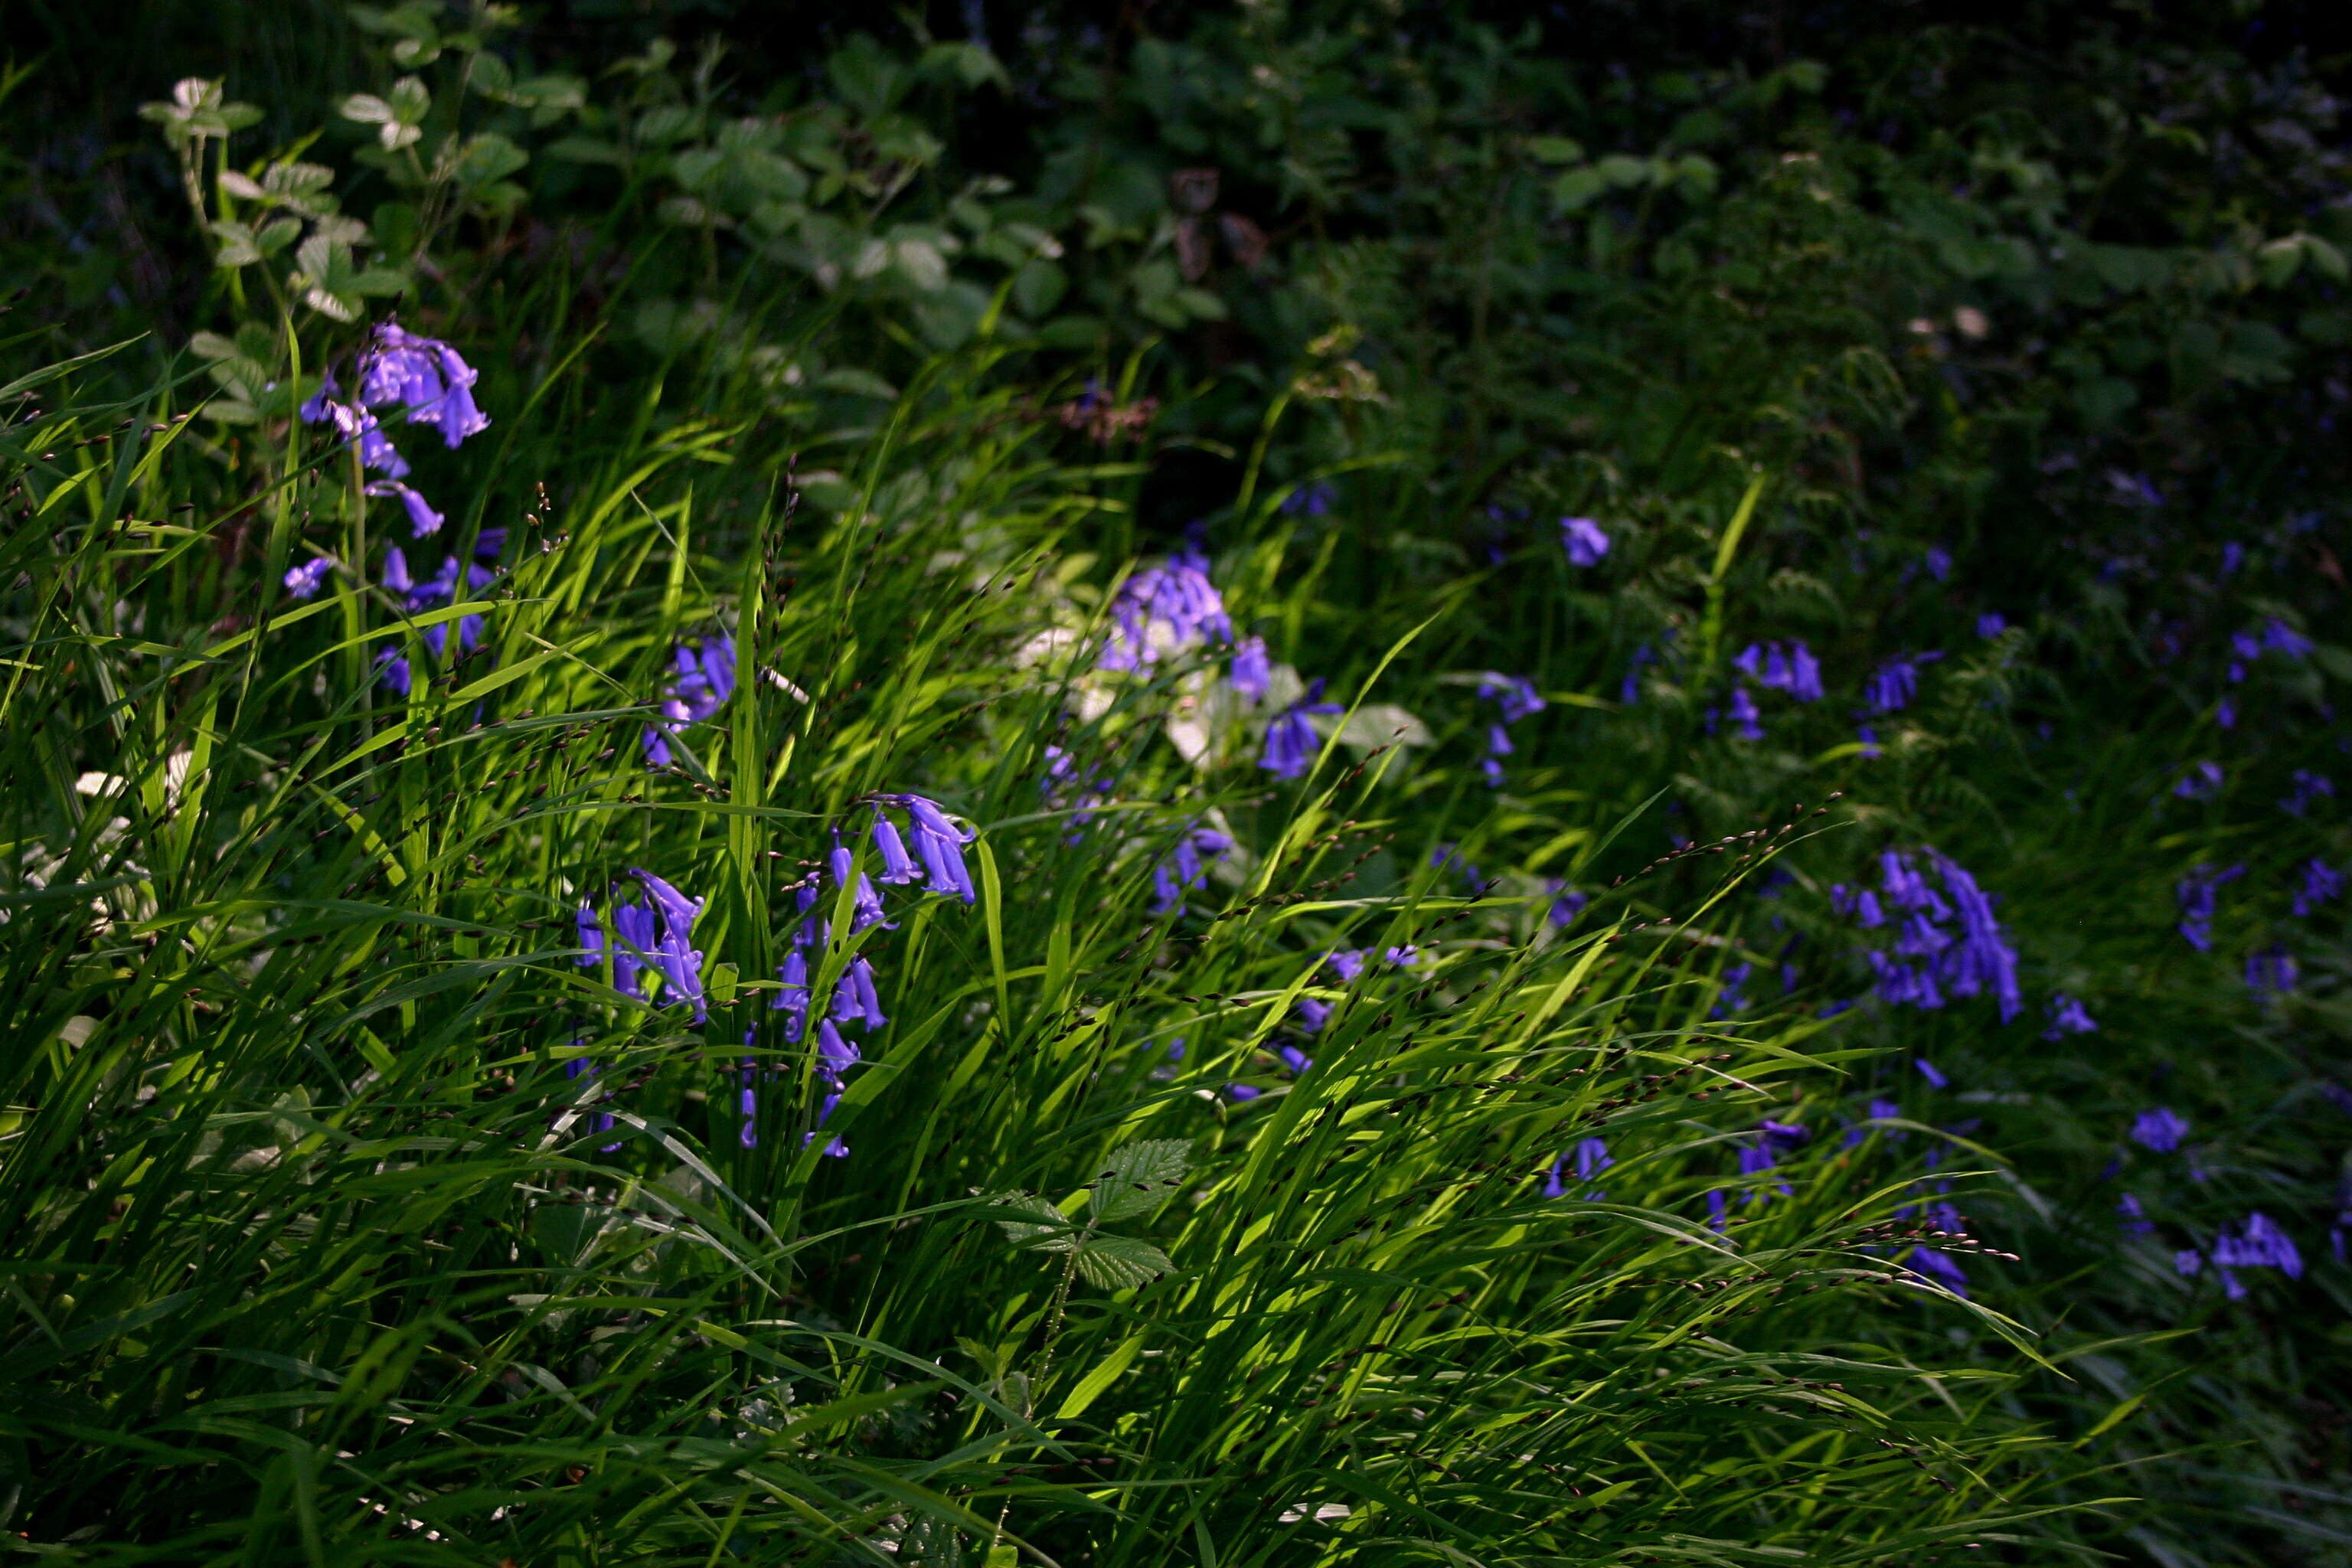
(2043, 992), (2098, 1041)
(1152, 823), (1233, 914)
(1619, 642), (1658, 704)
(643, 635), (737, 767)
(759, 795), (978, 1153)
(576, 870), (710, 1023)
(1229, 636), (1271, 703)
(2177, 1211), (2304, 1299)
(2282, 769), (2334, 817)
(2246, 946), (2298, 995)
(1560, 516), (1612, 567)
(1733, 640), (1824, 703)
(2175, 862), (2244, 951)
(2292, 858), (2343, 917)
(1475, 672), (1545, 787)
(2131, 1106), (2190, 1153)
(2173, 761), (2223, 802)
(1861, 652), (1941, 714)
(299, 320), (489, 543)
(1544, 1136), (1612, 1200)
(1259, 677), (1341, 779)
(373, 541), (496, 694)
(1100, 547), (1233, 672)
(1834, 848), (2022, 1022)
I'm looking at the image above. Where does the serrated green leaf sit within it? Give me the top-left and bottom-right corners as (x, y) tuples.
(1071, 1233), (1174, 1290)
(1089, 1138), (1191, 1223)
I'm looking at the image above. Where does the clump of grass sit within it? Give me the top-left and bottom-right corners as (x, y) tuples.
(0, 331), (2086, 1562)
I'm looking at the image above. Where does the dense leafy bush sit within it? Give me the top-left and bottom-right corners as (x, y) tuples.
(2, 3), (2347, 1563)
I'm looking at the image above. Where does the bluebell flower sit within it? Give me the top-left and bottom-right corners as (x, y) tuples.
(1864, 652), (1941, 714)
(738, 1053), (759, 1148)
(2174, 1249), (2204, 1278)
(1726, 687), (1763, 741)
(1710, 962), (1753, 1019)
(1547, 884), (1587, 927)
(804, 1090), (848, 1158)
(1560, 517), (1611, 566)
(1736, 1136), (1792, 1200)
(1228, 1083), (1262, 1102)
(2131, 1106), (2189, 1153)
(643, 635), (737, 767)
(1150, 825), (1232, 914)
(1282, 480), (1334, 516)
(574, 902), (603, 968)
(1854, 851), (2017, 1021)
(874, 794), (977, 903)
(1259, 678), (1341, 780)
(1977, 612), (2007, 639)
(1384, 946), (1421, 967)
(871, 808), (920, 884)
(825, 834), (892, 933)
(632, 869), (709, 1021)
(610, 897), (658, 1001)
(305, 394), (410, 479)
(2292, 858), (2343, 917)
(1902, 1246), (1968, 1295)
(2221, 541), (2245, 575)
(2176, 863), (2244, 951)
(1545, 1135), (1613, 1199)
(791, 878), (827, 949)
(1706, 1189), (1729, 1232)
(1478, 672), (1547, 723)
(374, 648), (411, 695)
(1326, 949), (1367, 982)
(2262, 617), (2314, 659)
(2246, 946), (2298, 995)
(1923, 544), (1952, 581)
(2217, 697), (2238, 728)
(2043, 993), (2098, 1040)
(1294, 998), (1331, 1034)
(1857, 724), (1882, 759)
(1934, 854), (2022, 1022)
(1780, 642), (1824, 702)
(831, 955), (889, 1030)
(773, 949), (810, 1041)
(1619, 642), (1655, 704)
(2174, 761), (2223, 800)
(816, 1017), (859, 1081)
(283, 556), (335, 598)
(1831, 884), (1886, 928)
(2282, 769), (2334, 817)
(299, 374), (341, 424)
(1915, 1058), (1949, 1089)
(1101, 548), (1231, 671)
(2213, 1211), (2302, 1279)
(364, 479), (444, 537)
(1230, 635), (1271, 703)
(1429, 842), (1488, 892)
(2117, 1193), (2154, 1234)
(361, 322), (490, 449)
(1278, 1044), (1314, 1075)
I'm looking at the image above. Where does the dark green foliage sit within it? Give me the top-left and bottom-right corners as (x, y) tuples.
(2, 3), (2347, 1564)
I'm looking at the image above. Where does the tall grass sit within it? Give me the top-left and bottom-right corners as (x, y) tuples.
(0, 312), (2099, 1562)
(6, 8), (2350, 1563)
